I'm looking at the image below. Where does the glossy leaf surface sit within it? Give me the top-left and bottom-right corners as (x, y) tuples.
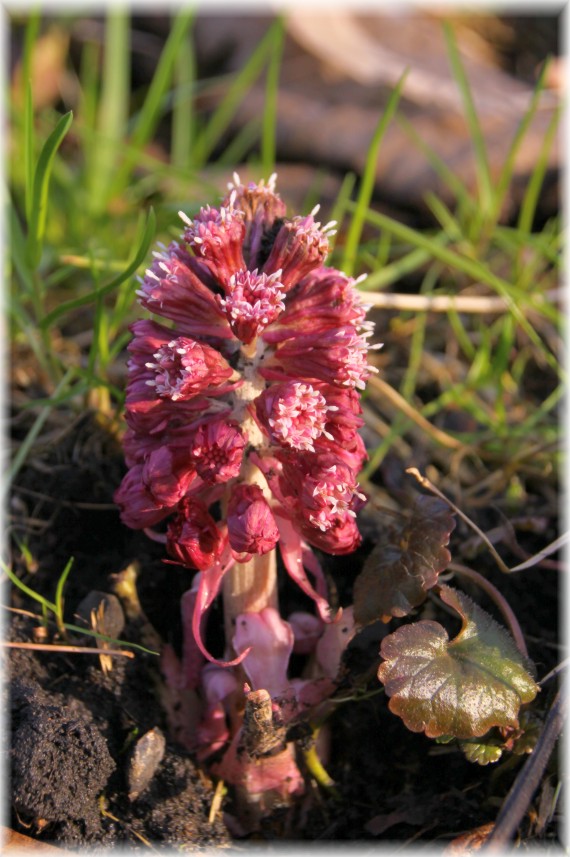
(377, 585), (538, 739)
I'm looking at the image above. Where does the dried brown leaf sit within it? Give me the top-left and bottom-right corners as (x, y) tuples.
(353, 495), (455, 625)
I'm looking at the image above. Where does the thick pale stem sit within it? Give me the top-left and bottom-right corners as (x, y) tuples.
(222, 453), (278, 653)
(223, 548), (278, 650)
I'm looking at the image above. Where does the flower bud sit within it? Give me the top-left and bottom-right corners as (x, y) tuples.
(227, 483), (279, 557)
(166, 499), (224, 570)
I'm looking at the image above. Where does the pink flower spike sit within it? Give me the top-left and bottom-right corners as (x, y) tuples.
(232, 607), (294, 697)
(255, 381), (334, 452)
(144, 335), (233, 402)
(227, 483), (280, 557)
(189, 416), (246, 484)
(127, 320), (235, 411)
(262, 266), (368, 344)
(277, 452), (366, 554)
(166, 498), (225, 571)
(217, 268), (286, 344)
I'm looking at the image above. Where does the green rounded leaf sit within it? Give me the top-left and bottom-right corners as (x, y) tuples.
(354, 495), (455, 625)
(377, 585), (539, 739)
(459, 738), (504, 766)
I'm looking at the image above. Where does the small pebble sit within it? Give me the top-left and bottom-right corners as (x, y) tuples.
(76, 591), (125, 639)
(127, 728), (166, 801)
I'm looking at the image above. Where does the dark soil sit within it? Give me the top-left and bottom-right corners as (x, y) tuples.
(6, 413), (563, 850)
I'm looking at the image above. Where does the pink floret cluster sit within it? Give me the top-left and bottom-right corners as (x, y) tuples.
(114, 174), (377, 805)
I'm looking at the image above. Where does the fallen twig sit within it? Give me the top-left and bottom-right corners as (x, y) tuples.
(483, 685), (565, 851)
(2, 640), (134, 658)
(363, 290), (561, 313)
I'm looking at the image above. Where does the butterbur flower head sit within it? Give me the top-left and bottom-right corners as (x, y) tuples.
(277, 453), (366, 554)
(226, 172), (287, 266)
(145, 336), (218, 401)
(189, 416), (246, 484)
(182, 200), (246, 283)
(263, 209), (336, 290)
(255, 381), (334, 452)
(142, 445), (196, 506)
(218, 268), (286, 343)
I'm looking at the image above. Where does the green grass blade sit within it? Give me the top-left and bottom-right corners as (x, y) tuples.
(342, 69), (408, 276)
(261, 16), (284, 175)
(55, 556), (74, 627)
(517, 103), (561, 236)
(1, 560), (57, 615)
(490, 58), (552, 227)
(192, 19), (283, 167)
(22, 3), (41, 222)
(40, 207), (156, 329)
(171, 14), (196, 171)
(88, 10), (130, 211)
(352, 203), (562, 377)
(6, 368), (76, 490)
(397, 113), (474, 212)
(424, 191), (463, 242)
(78, 38), (101, 181)
(328, 171), (356, 257)
(10, 203), (35, 297)
(352, 204), (559, 321)
(27, 109), (73, 269)
(217, 118), (261, 167)
(22, 9), (41, 84)
(24, 81), (35, 224)
(359, 232), (452, 291)
(62, 623), (159, 656)
(113, 10), (194, 192)
(443, 20), (492, 214)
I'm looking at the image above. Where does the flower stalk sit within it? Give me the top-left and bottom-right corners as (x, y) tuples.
(114, 172), (377, 822)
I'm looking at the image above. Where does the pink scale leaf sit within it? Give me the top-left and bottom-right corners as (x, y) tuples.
(276, 514), (336, 622)
(232, 607), (294, 697)
(191, 552), (252, 669)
